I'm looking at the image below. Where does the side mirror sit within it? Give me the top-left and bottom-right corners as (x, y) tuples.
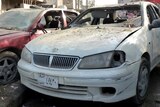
(31, 23), (47, 35)
(149, 19), (160, 30)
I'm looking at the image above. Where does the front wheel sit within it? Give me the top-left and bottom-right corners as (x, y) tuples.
(0, 51), (19, 85)
(132, 57), (150, 105)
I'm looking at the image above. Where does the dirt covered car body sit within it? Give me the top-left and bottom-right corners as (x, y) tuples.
(0, 8), (79, 84)
(18, 1), (160, 104)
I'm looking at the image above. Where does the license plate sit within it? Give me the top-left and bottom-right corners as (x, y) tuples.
(35, 73), (58, 88)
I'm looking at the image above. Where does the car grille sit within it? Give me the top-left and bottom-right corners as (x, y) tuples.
(33, 54), (79, 69)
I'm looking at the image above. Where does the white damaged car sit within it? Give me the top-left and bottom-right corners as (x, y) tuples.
(18, 1), (160, 104)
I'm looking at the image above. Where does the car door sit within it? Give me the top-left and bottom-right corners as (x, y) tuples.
(31, 10), (63, 38)
(147, 5), (160, 66)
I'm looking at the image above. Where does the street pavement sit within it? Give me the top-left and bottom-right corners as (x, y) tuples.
(0, 81), (26, 107)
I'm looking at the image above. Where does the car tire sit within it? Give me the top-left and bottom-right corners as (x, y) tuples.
(132, 57), (150, 105)
(0, 51), (19, 85)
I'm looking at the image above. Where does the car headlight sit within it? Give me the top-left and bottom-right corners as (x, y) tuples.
(21, 47), (32, 63)
(78, 51), (125, 69)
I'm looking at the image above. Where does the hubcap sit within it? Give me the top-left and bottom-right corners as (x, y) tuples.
(138, 65), (149, 97)
(0, 57), (17, 84)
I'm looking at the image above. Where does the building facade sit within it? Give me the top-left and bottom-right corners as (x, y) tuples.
(0, 0), (64, 13)
(0, 0), (45, 13)
(0, 0), (159, 13)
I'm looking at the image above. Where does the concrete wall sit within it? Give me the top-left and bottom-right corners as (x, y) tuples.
(43, 0), (63, 7)
(0, 0), (1, 13)
(118, 0), (141, 3)
(63, 0), (75, 9)
(0, 0), (46, 13)
(95, 0), (118, 6)
(2, 0), (21, 10)
(57, 0), (63, 7)
(45, 0), (56, 4)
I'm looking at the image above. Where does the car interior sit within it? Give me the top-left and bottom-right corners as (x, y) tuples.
(44, 11), (62, 29)
(76, 5), (141, 27)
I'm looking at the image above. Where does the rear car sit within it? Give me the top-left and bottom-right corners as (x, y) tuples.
(0, 8), (79, 85)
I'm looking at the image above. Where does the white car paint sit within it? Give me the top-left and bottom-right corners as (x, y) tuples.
(26, 26), (140, 58)
(18, 1), (160, 104)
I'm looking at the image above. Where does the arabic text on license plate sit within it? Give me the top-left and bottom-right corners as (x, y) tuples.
(36, 73), (58, 88)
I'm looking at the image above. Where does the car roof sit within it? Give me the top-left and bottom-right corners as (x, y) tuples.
(7, 7), (79, 14)
(91, 1), (156, 9)
(7, 8), (44, 12)
(45, 8), (79, 14)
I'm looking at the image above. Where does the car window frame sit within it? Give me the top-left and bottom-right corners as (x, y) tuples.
(146, 5), (158, 24)
(151, 5), (160, 18)
(39, 10), (64, 29)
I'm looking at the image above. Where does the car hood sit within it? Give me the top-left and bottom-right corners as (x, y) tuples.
(27, 26), (141, 57)
(0, 29), (21, 36)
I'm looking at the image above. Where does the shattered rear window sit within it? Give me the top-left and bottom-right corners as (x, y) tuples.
(0, 9), (42, 30)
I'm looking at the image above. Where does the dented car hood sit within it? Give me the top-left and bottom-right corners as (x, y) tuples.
(27, 26), (141, 57)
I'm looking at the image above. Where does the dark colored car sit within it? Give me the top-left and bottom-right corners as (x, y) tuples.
(0, 7), (79, 85)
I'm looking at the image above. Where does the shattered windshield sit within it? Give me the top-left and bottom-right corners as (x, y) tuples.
(72, 5), (142, 28)
(0, 9), (42, 30)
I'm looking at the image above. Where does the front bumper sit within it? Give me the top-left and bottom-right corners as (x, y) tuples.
(18, 59), (140, 103)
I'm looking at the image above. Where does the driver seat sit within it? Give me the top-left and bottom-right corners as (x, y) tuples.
(50, 16), (61, 28)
